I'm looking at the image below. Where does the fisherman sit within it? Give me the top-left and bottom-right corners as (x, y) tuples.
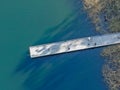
(88, 37), (91, 41)
(68, 47), (70, 50)
(94, 43), (97, 46)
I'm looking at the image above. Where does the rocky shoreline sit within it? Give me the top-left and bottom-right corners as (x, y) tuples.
(82, 0), (120, 90)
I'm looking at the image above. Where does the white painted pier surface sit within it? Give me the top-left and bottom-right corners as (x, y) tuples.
(29, 33), (120, 58)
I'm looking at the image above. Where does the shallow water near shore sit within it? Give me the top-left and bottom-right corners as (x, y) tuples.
(0, 0), (107, 90)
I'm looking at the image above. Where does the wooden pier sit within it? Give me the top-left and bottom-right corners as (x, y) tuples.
(29, 33), (120, 58)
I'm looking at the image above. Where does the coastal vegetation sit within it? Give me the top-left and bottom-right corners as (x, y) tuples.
(83, 0), (120, 90)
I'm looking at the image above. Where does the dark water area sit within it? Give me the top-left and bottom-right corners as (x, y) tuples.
(17, 48), (108, 90)
(0, 0), (107, 90)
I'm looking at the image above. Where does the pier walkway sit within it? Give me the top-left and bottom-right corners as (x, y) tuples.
(29, 33), (120, 58)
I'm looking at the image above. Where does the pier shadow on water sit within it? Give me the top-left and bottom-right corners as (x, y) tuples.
(13, 0), (106, 90)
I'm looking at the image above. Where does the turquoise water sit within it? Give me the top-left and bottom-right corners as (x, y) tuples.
(0, 0), (107, 90)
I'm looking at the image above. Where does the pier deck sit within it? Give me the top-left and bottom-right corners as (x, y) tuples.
(29, 33), (120, 58)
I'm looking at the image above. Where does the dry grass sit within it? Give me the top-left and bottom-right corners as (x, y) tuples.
(82, 0), (120, 90)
